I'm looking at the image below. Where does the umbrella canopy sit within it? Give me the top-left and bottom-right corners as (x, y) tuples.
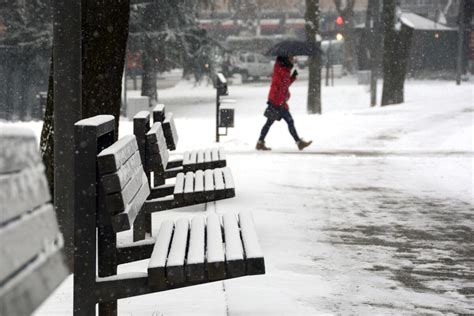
(266, 40), (320, 56)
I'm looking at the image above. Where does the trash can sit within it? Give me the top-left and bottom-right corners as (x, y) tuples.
(219, 107), (234, 128)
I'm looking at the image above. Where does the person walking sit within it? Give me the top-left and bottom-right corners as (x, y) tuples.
(256, 55), (312, 151)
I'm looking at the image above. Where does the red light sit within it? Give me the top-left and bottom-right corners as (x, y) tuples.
(336, 16), (344, 25)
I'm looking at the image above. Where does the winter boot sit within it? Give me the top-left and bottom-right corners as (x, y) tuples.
(256, 140), (271, 151)
(297, 139), (312, 150)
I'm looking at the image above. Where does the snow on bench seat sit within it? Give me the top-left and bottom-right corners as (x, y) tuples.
(147, 212), (265, 288)
(171, 168), (235, 204)
(182, 148), (227, 172)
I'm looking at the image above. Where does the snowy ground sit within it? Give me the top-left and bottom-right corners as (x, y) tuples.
(5, 74), (473, 314)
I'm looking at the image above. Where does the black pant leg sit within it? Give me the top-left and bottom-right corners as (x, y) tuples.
(259, 118), (275, 141)
(281, 109), (300, 142)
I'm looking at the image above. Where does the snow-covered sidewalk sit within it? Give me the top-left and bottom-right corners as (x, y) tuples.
(13, 76), (473, 314)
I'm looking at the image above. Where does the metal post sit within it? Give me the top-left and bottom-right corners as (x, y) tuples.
(53, 0), (82, 268)
(369, 0), (381, 106)
(325, 41), (330, 87)
(456, 0), (465, 85)
(216, 89), (220, 143)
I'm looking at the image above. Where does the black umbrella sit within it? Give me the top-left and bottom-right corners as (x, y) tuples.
(266, 40), (320, 56)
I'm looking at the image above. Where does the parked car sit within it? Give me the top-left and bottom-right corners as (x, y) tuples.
(229, 52), (274, 82)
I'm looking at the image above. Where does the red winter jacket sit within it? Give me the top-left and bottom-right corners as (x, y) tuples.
(267, 60), (296, 109)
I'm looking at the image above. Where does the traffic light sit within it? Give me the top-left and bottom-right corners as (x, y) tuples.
(336, 16), (344, 26)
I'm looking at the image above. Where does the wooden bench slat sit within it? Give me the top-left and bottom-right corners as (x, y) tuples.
(206, 213), (225, 280)
(101, 151), (141, 194)
(0, 164), (51, 224)
(238, 211), (265, 275)
(0, 127), (39, 174)
(189, 151), (197, 164)
(222, 212), (245, 277)
(193, 170), (204, 201)
(97, 135), (138, 175)
(104, 165), (145, 213)
(218, 147), (227, 167)
(162, 113), (178, 151)
(222, 167), (236, 198)
(211, 148), (219, 162)
(213, 168), (226, 199)
(0, 204), (60, 283)
(182, 151), (191, 165)
(0, 247), (68, 316)
(204, 169), (215, 201)
(186, 215), (205, 282)
(173, 173), (185, 202)
(110, 172), (150, 232)
(148, 220), (174, 288)
(204, 149), (212, 163)
(183, 171), (196, 203)
(166, 218), (189, 285)
(196, 150), (205, 164)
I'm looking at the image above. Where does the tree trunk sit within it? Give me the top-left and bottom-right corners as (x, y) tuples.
(381, 0), (413, 106)
(305, 0), (321, 114)
(141, 41), (158, 101)
(82, 0), (130, 129)
(40, 0), (130, 267)
(40, 58), (54, 197)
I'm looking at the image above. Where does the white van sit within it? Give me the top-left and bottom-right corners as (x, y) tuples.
(230, 52), (274, 82)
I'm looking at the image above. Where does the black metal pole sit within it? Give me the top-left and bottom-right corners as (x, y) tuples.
(216, 89), (220, 143)
(456, 0), (465, 85)
(53, 0), (82, 269)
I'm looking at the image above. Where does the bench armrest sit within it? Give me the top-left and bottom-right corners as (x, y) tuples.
(116, 238), (156, 264)
(166, 158), (183, 169)
(149, 184), (175, 199)
(164, 166), (183, 179)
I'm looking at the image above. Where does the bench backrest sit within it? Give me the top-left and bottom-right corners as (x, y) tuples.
(133, 110), (151, 168)
(97, 135), (150, 233)
(146, 123), (169, 183)
(0, 127), (68, 316)
(152, 103), (165, 123)
(134, 111), (170, 187)
(162, 112), (178, 151)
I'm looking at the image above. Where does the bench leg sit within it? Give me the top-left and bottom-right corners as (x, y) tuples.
(74, 301), (96, 316)
(98, 224), (118, 315)
(133, 210), (147, 241)
(99, 301), (117, 316)
(146, 213), (152, 235)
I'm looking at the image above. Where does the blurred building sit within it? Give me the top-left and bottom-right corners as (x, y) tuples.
(198, 0), (369, 40)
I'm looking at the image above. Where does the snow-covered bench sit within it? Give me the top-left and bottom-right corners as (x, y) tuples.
(131, 117), (235, 241)
(134, 107), (227, 187)
(0, 127), (69, 316)
(74, 115), (264, 315)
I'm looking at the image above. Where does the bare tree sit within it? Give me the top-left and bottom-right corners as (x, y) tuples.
(334, 0), (356, 73)
(305, 0), (322, 114)
(381, 0), (413, 106)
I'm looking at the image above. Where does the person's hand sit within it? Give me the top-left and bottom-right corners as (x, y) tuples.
(292, 69), (299, 78)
